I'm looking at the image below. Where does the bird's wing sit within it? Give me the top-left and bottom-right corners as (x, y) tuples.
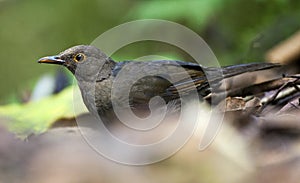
(111, 61), (280, 104)
(111, 60), (205, 105)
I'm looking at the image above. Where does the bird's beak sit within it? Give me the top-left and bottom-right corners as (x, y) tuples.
(38, 55), (65, 65)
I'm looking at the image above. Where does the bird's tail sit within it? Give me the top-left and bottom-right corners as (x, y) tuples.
(221, 62), (280, 78)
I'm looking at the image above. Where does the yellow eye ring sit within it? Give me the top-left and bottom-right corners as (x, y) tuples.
(74, 53), (85, 62)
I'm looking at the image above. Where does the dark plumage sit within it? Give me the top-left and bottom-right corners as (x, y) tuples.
(38, 45), (279, 120)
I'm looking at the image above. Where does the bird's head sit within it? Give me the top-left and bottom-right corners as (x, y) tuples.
(38, 45), (112, 81)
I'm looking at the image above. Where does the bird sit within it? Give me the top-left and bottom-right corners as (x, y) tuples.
(38, 45), (279, 121)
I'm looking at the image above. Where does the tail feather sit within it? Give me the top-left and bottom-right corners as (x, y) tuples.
(167, 62), (281, 98)
(221, 62), (280, 78)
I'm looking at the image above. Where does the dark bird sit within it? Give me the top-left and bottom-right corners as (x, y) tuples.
(38, 45), (279, 120)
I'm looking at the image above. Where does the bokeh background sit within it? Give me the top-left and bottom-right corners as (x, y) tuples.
(1, 1), (300, 182)
(1, 0), (300, 104)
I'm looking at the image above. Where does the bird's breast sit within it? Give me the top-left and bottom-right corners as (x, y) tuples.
(77, 79), (113, 115)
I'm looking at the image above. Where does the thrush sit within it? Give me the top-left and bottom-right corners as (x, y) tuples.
(38, 45), (279, 120)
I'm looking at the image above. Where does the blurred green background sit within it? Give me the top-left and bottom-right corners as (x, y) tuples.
(1, 0), (300, 104)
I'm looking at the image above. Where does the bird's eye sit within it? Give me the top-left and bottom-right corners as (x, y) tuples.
(74, 53), (85, 62)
